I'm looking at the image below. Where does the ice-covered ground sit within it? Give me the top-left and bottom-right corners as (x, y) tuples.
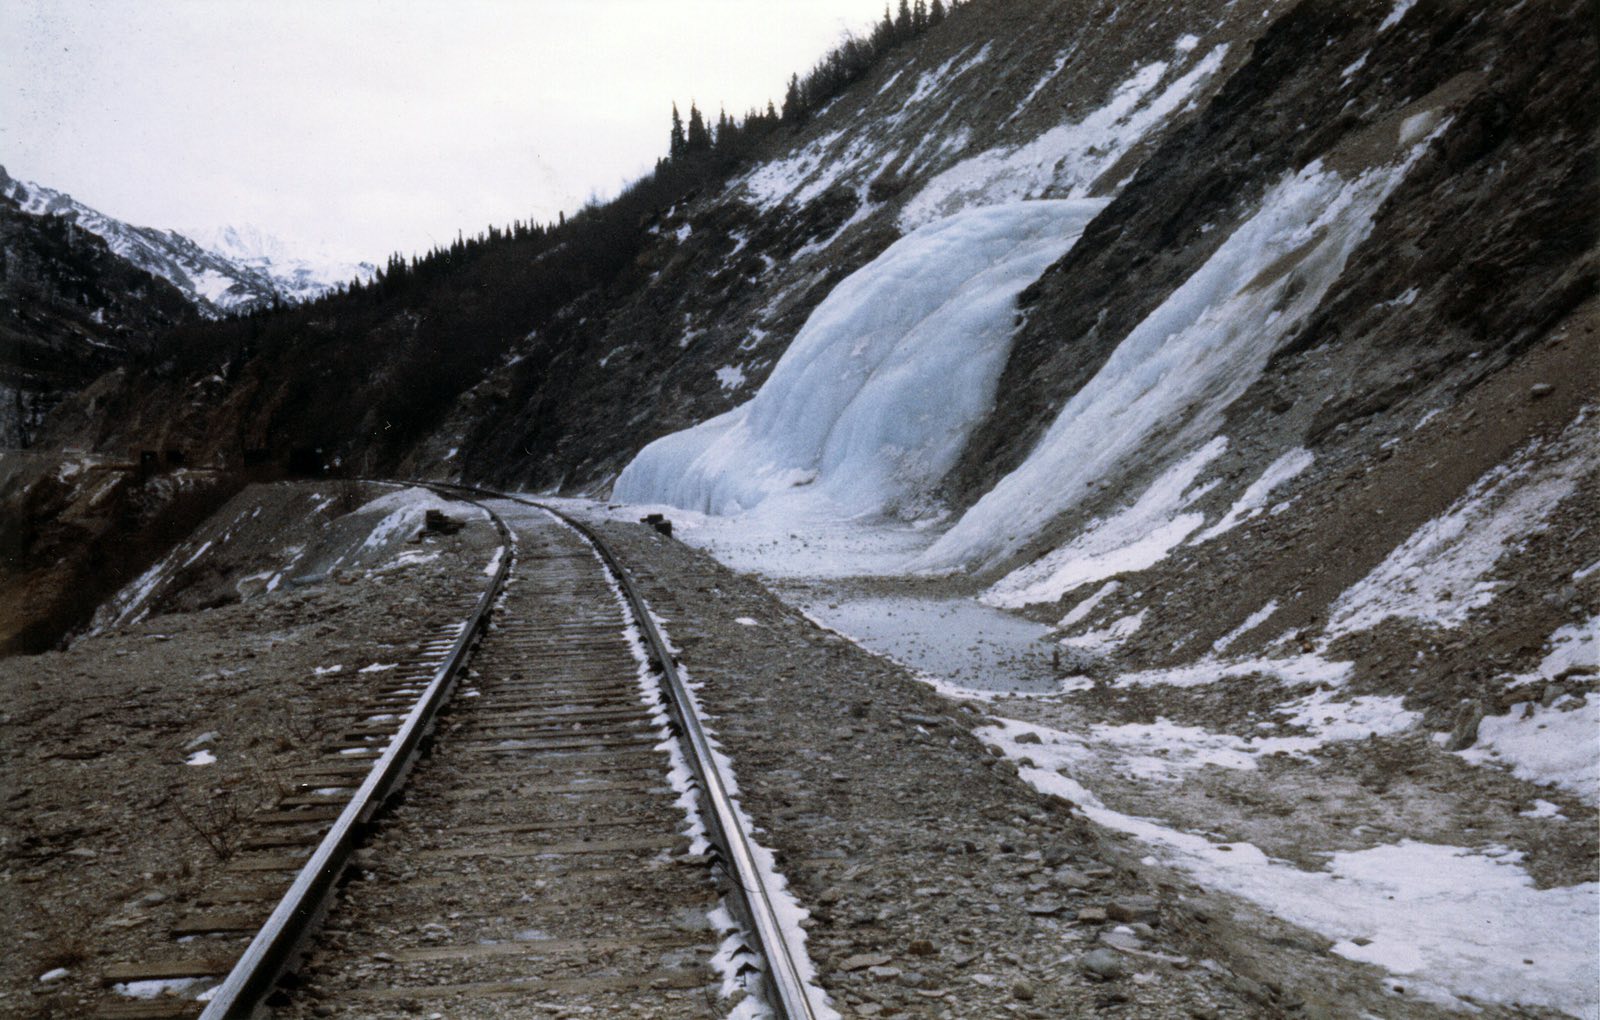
(981, 717), (1599, 1019)
(779, 590), (1060, 694)
(565, 496), (938, 581)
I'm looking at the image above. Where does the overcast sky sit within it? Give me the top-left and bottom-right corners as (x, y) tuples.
(2, 0), (887, 262)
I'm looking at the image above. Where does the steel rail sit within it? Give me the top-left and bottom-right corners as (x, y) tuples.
(429, 482), (822, 1020)
(198, 488), (514, 1019)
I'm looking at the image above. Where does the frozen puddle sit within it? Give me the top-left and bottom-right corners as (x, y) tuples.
(786, 590), (1061, 694)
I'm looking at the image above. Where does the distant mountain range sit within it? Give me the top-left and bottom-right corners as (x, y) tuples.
(0, 166), (376, 316)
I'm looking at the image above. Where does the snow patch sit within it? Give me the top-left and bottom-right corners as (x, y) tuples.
(1009, 45), (1077, 120)
(984, 438), (1226, 608)
(1057, 581), (1120, 629)
(1378, 0), (1418, 32)
(715, 364), (747, 391)
(1330, 414), (1598, 636)
(1456, 619), (1599, 809)
(355, 486), (486, 552)
(1212, 600), (1279, 653)
(1113, 650), (1353, 690)
(1002, 691), (1418, 781)
(1519, 799), (1565, 820)
(1191, 448), (1314, 545)
(113, 977), (205, 999)
(983, 718), (1598, 1017)
(1058, 610), (1147, 652)
(902, 44), (1227, 229)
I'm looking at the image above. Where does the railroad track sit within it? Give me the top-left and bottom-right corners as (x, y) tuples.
(88, 487), (821, 1019)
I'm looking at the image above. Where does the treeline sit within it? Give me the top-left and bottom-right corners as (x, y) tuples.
(783, 0), (960, 125)
(655, 0), (965, 175)
(256, 0), (967, 315)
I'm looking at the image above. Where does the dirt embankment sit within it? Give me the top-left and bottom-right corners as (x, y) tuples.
(0, 453), (246, 655)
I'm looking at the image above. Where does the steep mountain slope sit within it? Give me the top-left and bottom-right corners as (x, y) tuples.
(8, 0), (1598, 1012)
(0, 190), (197, 446)
(0, 167), (374, 317)
(445, 0), (1273, 489)
(601, 2), (1598, 1012)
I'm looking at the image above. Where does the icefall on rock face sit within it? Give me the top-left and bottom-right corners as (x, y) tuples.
(0, 166), (374, 316)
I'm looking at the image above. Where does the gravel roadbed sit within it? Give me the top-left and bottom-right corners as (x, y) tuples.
(585, 516), (1268, 1019)
(0, 485), (502, 1018)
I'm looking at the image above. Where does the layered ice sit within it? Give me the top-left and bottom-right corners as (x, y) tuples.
(921, 140), (1440, 574)
(614, 200), (1106, 517)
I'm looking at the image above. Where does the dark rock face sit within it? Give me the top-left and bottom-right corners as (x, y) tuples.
(947, 0), (1597, 509)
(0, 191), (196, 446)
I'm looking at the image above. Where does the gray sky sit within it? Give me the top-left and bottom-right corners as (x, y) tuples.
(2, 0), (887, 261)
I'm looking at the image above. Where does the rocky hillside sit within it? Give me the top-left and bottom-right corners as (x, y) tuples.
(0, 189), (197, 447)
(18, 0), (1596, 625)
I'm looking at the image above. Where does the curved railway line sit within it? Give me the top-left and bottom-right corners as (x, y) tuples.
(88, 485), (821, 1020)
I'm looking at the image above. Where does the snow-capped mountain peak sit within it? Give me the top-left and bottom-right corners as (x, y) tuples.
(0, 166), (375, 316)
(184, 223), (294, 263)
(184, 223), (378, 306)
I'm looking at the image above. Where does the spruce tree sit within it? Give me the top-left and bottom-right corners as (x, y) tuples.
(782, 73), (803, 123)
(895, 0), (912, 36)
(670, 103), (686, 161)
(930, 0), (946, 24)
(913, 0), (927, 30)
(686, 102), (711, 151)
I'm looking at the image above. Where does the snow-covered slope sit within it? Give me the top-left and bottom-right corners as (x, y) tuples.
(0, 167), (373, 316)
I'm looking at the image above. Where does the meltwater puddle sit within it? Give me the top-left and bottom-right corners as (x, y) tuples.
(781, 588), (1061, 694)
